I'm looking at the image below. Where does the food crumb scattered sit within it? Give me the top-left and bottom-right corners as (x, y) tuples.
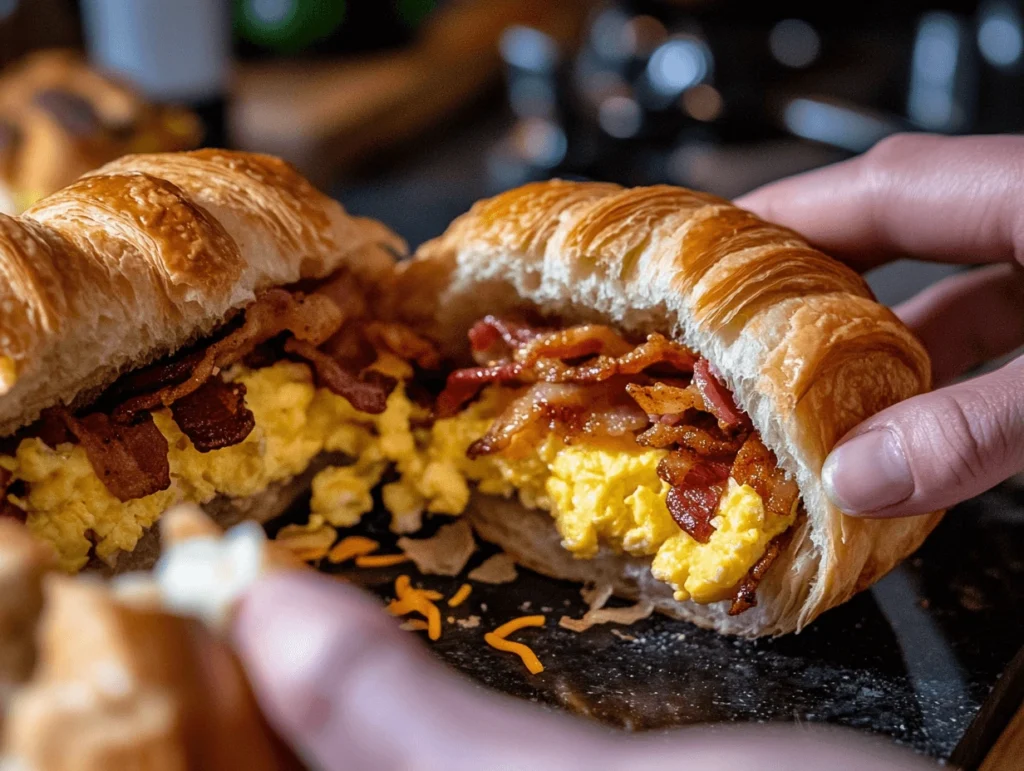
(610, 629), (637, 642)
(468, 553), (518, 584)
(456, 615), (481, 629)
(480, 603), (488, 612)
(397, 520), (476, 576)
(519, 600), (532, 611)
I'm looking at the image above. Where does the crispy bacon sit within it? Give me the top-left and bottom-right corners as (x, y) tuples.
(657, 450), (731, 488)
(636, 421), (745, 456)
(531, 333), (696, 383)
(113, 289), (344, 423)
(731, 435), (799, 519)
(434, 363), (525, 418)
(693, 358), (748, 430)
(467, 380), (646, 458)
(515, 324), (633, 366)
(666, 485), (722, 544)
(469, 316), (544, 355)
(56, 409), (170, 502)
(170, 376), (255, 452)
(728, 533), (788, 615)
(364, 322), (441, 370)
(625, 381), (705, 418)
(284, 338), (396, 415)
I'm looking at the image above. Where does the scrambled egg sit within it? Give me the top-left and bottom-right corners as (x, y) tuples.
(0, 354), (797, 604)
(0, 361), (388, 572)
(370, 384), (797, 605)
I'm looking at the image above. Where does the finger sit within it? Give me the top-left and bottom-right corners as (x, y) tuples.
(736, 134), (1024, 268)
(822, 356), (1024, 517)
(231, 572), (620, 771)
(894, 264), (1024, 385)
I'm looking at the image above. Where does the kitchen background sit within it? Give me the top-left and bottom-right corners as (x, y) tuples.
(3, 0), (1023, 307)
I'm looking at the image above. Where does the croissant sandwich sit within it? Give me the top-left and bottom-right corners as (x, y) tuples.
(367, 180), (944, 637)
(0, 149), (418, 574)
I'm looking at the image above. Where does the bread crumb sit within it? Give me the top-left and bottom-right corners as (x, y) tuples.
(397, 520), (476, 576)
(468, 553), (517, 584)
(610, 629), (637, 642)
(456, 615), (481, 629)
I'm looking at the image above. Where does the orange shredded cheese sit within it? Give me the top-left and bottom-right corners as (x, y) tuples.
(491, 614), (546, 638)
(485, 615), (546, 674)
(355, 553), (409, 568)
(328, 536), (380, 564)
(447, 583), (472, 607)
(386, 575), (442, 640)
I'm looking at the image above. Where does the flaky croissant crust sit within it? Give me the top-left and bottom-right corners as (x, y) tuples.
(0, 149), (404, 436)
(389, 180), (942, 636)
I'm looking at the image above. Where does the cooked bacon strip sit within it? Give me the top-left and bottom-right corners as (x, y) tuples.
(467, 380), (646, 458)
(656, 449), (731, 488)
(666, 485), (722, 544)
(284, 338), (396, 415)
(693, 358), (748, 430)
(515, 324), (633, 366)
(435, 362), (525, 418)
(170, 376), (255, 452)
(728, 533), (788, 615)
(114, 289), (344, 423)
(469, 316), (545, 354)
(57, 409), (171, 502)
(364, 322), (441, 369)
(731, 435), (799, 518)
(636, 422), (744, 456)
(532, 333), (696, 383)
(625, 381), (705, 417)
(657, 449), (731, 543)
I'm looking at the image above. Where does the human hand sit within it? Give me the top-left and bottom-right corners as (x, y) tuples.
(232, 571), (937, 771)
(736, 134), (1024, 518)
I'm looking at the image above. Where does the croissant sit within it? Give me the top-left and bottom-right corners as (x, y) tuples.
(0, 50), (202, 215)
(0, 149), (404, 573)
(1, 508), (303, 771)
(384, 180), (943, 637)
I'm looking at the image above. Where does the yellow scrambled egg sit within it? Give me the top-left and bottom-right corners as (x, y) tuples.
(0, 354), (796, 603)
(0, 361), (390, 572)
(364, 384), (797, 604)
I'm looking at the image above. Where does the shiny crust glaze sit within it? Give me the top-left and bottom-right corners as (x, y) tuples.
(0, 149), (404, 436)
(389, 179), (941, 636)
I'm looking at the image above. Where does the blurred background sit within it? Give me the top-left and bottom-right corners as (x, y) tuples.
(2, 0), (1023, 306)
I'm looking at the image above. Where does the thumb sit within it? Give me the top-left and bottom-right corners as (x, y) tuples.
(822, 356), (1024, 517)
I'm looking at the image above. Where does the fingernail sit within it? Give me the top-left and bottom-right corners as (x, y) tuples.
(822, 429), (914, 515)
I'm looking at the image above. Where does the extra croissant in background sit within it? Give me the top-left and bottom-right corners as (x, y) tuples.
(367, 180), (942, 638)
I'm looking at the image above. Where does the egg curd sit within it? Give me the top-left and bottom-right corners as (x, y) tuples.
(1, 352), (797, 603)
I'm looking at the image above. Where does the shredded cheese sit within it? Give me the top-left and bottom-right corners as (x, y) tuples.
(491, 614), (546, 638)
(328, 536), (380, 564)
(485, 614), (546, 674)
(447, 583), (472, 607)
(386, 574), (442, 640)
(355, 553), (410, 568)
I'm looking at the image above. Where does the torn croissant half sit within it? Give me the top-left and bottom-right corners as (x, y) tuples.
(379, 180), (944, 637)
(0, 506), (302, 771)
(0, 148), (409, 573)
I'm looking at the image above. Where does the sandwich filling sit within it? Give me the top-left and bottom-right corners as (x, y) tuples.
(0, 279), (408, 572)
(0, 301), (800, 614)
(354, 316), (801, 615)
